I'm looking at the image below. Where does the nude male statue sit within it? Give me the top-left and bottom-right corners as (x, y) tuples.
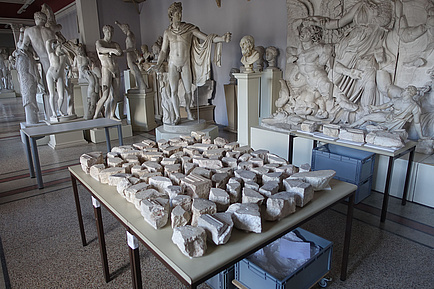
(94, 25), (123, 120)
(46, 38), (69, 117)
(155, 2), (231, 125)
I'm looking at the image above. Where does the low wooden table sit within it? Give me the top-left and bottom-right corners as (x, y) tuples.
(22, 118), (123, 189)
(69, 165), (357, 289)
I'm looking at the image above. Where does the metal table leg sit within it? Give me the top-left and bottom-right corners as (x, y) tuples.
(381, 156), (395, 222)
(340, 192), (355, 281)
(71, 173), (87, 246)
(127, 231), (142, 289)
(23, 133), (35, 178)
(104, 127), (111, 152)
(401, 147), (415, 206)
(92, 196), (110, 282)
(30, 137), (43, 189)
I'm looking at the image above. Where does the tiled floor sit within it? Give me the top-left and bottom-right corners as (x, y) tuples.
(0, 95), (433, 288)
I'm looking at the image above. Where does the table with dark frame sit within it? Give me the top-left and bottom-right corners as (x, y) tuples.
(69, 164), (357, 289)
(21, 118), (123, 189)
(287, 131), (416, 222)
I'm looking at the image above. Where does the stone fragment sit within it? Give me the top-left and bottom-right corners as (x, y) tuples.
(263, 163), (280, 172)
(133, 188), (167, 210)
(98, 167), (125, 184)
(275, 164), (298, 177)
(107, 156), (124, 168)
(211, 173), (231, 189)
(183, 162), (197, 175)
(221, 157), (238, 168)
(108, 173), (132, 186)
(164, 164), (182, 176)
(242, 187), (265, 205)
(288, 170), (336, 191)
(250, 166), (270, 176)
(120, 150), (142, 160)
(283, 179), (314, 207)
(366, 131), (405, 148)
(132, 142), (149, 150)
(226, 182), (241, 203)
(106, 152), (119, 159)
(180, 135), (196, 145)
(267, 153), (288, 165)
(244, 181), (260, 191)
(262, 171), (284, 187)
(416, 139), (434, 155)
(225, 150), (241, 159)
(122, 162), (134, 174)
(322, 124), (340, 138)
(169, 151), (185, 160)
(116, 176), (140, 197)
(209, 188), (230, 211)
(190, 167), (213, 179)
(192, 158), (223, 170)
(300, 120), (318, 133)
(249, 158), (264, 167)
(191, 131), (206, 142)
(213, 136), (228, 147)
(141, 198), (170, 229)
(214, 167), (234, 176)
(142, 161), (163, 173)
(202, 135), (212, 144)
(172, 225), (207, 257)
(157, 139), (169, 149)
(141, 151), (164, 162)
(111, 145), (134, 154)
(161, 157), (179, 166)
(165, 185), (184, 199)
(298, 163), (311, 173)
(224, 142), (239, 150)
(259, 181), (280, 197)
(226, 203), (262, 233)
(172, 195), (192, 212)
(203, 148), (226, 159)
(80, 151), (104, 174)
(251, 149), (269, 161)
(125, 182), (151, 203)
(188, 143), (218, 152)
(233, 145), (253, 154)
(139, 172), (163, 182)
(148, 176), (173, 194)
(191, 198), (217, 226)
(183, 147), (201, 158)
(171, 205), (191, 228)
(237, 161), (254, 170)
(198, 213), (233, 245)
(339, 128), (365, 143)
(234, 169), (257, 183)
(141, 139), (157, 148)
(162, 146), (182, 156)
(264, 192), (296, 221)
(182, 174), (213, 199)
(238, 153), (252, 162)
(90, 164), (106, 181)
(168, 172), (186, 185)
(169, 138), (188, 148)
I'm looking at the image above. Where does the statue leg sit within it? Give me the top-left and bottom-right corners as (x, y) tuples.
(168, 65), (181, 125)
(94, 71), (111, 119)
(46, 73), (57, 117)
(181, 67), (194, 120)
(56, 78), (66, 116)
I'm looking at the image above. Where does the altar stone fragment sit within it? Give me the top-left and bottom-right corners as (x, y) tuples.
(108, 173), (132, 186)
(148, 176), (173, 194)
(125, 182), (151, 203)
(226, 182), (241, 203)
(234, 169), (257, 183)
(140, 198), (170, 229)
(226, 203), (262, 233)
(209, 188), (230, 211)
(259, 181), (280, 197)
(211, 172), (231, 189)
(171, 205), (191, 228)
(323, 124), (340, 138)
(265, 192), (296, 221)
(288, 170), (336, 191)
(133, 188), (167, 210)
(172, 225), (207, 258)
(242, 187), (265, 205)
(165, 185), (184, 199)
(339, 128), (365, 143)
(267, 153), (288, 165)
(99, 167), (125, 184)
(80, 151), (104, 173)
(191, 198), (217, 226)
(107, 156), (124, 167)
(301, 120), (318, 133)
(283, 179), (314, 207)
(214, 137), (229, 148)
(90, 164), (106, 181)
(197, 213), (233, 245)
(182, 174), (212, 199)
(366, 131), (405, 148)
(172, 195), (193, 212)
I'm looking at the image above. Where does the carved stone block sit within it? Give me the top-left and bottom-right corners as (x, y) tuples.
(209, 188), (230, 211)
(226, 203), (262, 233)
(171, 205), (191, 228)
(197, 213), (233, 245)
(288, 170), (336, 191)
(283, 179), (314, 207)
(242, 187), (265, 205)
(264, 191), (296, 221)
(141, 198), (170, 229)
(191, 198), (217, 226)
(182, 174), (213, 199)
(172, 225), (207, 258)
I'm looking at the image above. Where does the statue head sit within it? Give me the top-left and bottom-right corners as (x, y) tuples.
(34, 11), (47, 26)
(298, 23), (322, 43)
(403, 85), (418, 99)
(265, 46), (278, 62)
(168, 2), (182, 23)
(240, 35), (255, 57)
(102, 25), (114, 40)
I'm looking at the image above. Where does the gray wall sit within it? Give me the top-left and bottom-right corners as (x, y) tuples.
(138, 0), (287, 126)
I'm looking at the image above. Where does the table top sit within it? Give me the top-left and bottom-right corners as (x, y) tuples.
(21, 118), (122, 138)
(69, 165), (357, 285)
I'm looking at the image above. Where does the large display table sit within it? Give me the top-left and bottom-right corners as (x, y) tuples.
(69, 165), (357, 289)
(22, 118), (123, 189)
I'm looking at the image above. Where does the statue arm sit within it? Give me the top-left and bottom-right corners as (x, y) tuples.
(309, 2), (361, 30)
(96, 40), (122, 56)
(156, 31), (169, 68)
(46, 38), (57, 54)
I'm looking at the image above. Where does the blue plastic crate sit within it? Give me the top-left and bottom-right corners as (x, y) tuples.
(235, 228), (332, 289)
(206, 265), (235, 289)
(347, 176), (373, 204)
(311, 144), (375, 184)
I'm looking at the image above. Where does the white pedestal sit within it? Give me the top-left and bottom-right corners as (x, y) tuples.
(86, 120), (132, 143)
(413, 154), (434, 207)
(48, 130), (88, 149)
(260, 68), (282, 120)
(127, 90), (157, 132)
(155, 119), (218, 141)
(233, 72), (262, 146)
(180, 105), (215, 123)
(224, 84), (237, 132)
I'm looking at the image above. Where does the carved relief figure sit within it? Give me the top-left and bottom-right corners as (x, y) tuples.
(155, 2), (231, 125)
(94, 25), (123, 119)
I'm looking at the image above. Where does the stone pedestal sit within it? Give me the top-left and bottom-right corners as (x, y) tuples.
(127, 89), (157, 132)
(0, 90), (16, 98)
(46, 118), (88, 149)
(86, 119), (132, 143)
(224, 83), (237, 132)
(260, 68), (282, 120)
(11, 69), (21, 96)
(155, 119), (218, 141)
(180, 105), (215, 123)
(233, 72), (262, 146)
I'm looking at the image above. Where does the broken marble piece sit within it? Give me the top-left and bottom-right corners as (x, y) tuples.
(133, 188), (167, 210)
(141, 139), (157, 148)
(162, 146), (182, 156)
(171, 205), (191, 228)
(197, 213), (233, 245)
(140, 198), (170, 229)
(98, 167), (125, 184)
(188, 143), (218, 153)
(180, 135), (196, 145)
(416, 139), (434, 155)
(221, 157), (238, 168)
(164, 164), (182, 177)
(172, 225), (207, 258)
(209, 188), (230, 211)
(214, 167), (234, 176)
(148, 176), (173, 194)
(244, 181), (260, 191)
(233, 145), (253, 154)
(226, 182), (241, 203)
(226, 203), (262, 233)
(191, 131), (206, 142)
(242, 187), (265, 205)
(366, 131), (405, 148)
(183, 147), (201, 158)
(116, 176), (140, 197)
(275, 164), (298, 177)
(202, 135), (212, 144)
(169, 138), (188, 148)
(107, 156), (125, 168)
(184, 162), (197, 175)
(263, 163), (280, 172)
(142, 161), (163, 173)
(80, 151), (104, 174)
(161, 157), (179, 166)
(288, 170), (336, 191)
(157, 138), (169, 149)
(264, 191), (296, 221)
(259, 181), (280, 197)
(191, 198), (217, 226)
(141, 151), (164, 162)
(132, 142), (149, 150)
(214, 137), (229, 148)
(90, 164), (106, 181)
(131, 165), (147, 175)
(172, 195), (193, 212)
(251, 149), (269, 161)
(234, 169), (257, 183)
(339, 128), (365, 143)
(180, 156), (192, 165)
(262, 171), (284, 187)
(212, 173), (230, 189)
(267, 153), (288, 165)
(139, 172), (163, 182)
(125, 182), (151, 203)
(165, 185), (184, 199)
(190, 167), (213, 179)
(224, 142), (240, 150)
(322, 124), (340, 138)
(120, 150), (142, 160)
(225, 150), (241, 159)
(122, 163), (134, 174)
(192, 157), (223, 170)
(238, 153), (252, 162)
(249, 158), (264, 167)
(283, 179), (314, 207)
(168, 172), (186, 185)
(203, 148), (226, 159)
(106, 152), (119, 159)
(111, 145), (134, 154)
(108, 173), (132, 186)
(182, 174), (213, 199)
(298, 163), (311, 173)
(250, 166), (270, 177)
(300, 120), (318, 133)
(238, 161), (254, 170)
(169, 151), (185, 160)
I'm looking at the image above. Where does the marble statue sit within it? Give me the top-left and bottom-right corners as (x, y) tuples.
(46, 39), (71, 118)
(154, 2), (231, 125)
(73, 44), (99, 119)
(265, 46), (278, 68)
(151, 36), (163, 62)
(254, 46), (265, 71)
(93, 25), (123, 120)
(139, 44), (152, 71)
(115, 21), (147, 92)
(239, 35), (259, 73)
(0, 50), (8, 90)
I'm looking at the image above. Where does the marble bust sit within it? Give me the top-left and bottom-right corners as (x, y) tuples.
(265, 46), (279, 68)
(240, 35), (259, 73)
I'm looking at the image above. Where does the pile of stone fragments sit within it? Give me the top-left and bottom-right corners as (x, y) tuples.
(80, 132), (336, 258)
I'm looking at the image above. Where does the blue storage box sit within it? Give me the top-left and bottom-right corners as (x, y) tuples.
(206, 265), (235, 289)
(311, 144), (375, 184)
(235, 228), (332, 289)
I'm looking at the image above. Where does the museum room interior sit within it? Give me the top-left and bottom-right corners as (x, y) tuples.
(0, 0), (433, 288)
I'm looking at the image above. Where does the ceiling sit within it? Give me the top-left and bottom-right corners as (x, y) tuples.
(0, 0), (74, 20)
